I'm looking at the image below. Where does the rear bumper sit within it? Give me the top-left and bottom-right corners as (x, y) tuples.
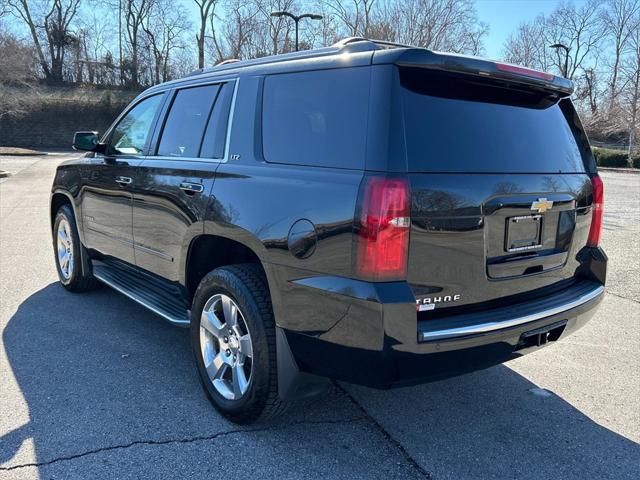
(417, 283), (603, 342)
(275, 253), (606, 390)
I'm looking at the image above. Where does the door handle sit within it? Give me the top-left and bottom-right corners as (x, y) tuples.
(179, 182), (204, 194)
(115, 176), (132, 186)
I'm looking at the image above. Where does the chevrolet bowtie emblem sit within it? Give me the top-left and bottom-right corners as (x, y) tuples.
(531, 198), (553, 213)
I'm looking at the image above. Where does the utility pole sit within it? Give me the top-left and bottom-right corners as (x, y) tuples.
(270, 10), (323, 52)
(119, 0), (123, 85)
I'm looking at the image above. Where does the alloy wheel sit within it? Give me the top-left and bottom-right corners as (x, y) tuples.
(56, 218), (74, 280)
(200, 294), (253, 400)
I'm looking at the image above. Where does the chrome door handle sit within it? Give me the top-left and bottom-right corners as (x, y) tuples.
(115, 176), (132, 185)
(179, 182), (204, 194)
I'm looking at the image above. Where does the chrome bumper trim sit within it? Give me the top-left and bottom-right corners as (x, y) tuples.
(421, 285), (604, 341)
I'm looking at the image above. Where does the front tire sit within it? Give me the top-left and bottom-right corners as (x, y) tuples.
(191, 264), (286, 424)
(53, 204), (99, 292)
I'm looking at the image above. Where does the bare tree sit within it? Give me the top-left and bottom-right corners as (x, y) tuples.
(142, 0), (190, 83)
(255, 0), (296, 55)
(545, 0), (607, 80)
(0, 31), (40, 121)
(194, 0), (218, 69)
(325, 0), (377, 38)
(8, 0), (80, 83)
(602, 0), (640, 111)
(208, 0), (260, 62)
(375, 0), (487, 54)
(624, 17), (640, 159)
(77, 10), (115, 85)
(122, 0), (154, 86)
(502, 16), (553, 70)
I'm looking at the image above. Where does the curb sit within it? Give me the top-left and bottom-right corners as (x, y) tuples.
(0, 170), (11, 178)
(599, 167), (640, 174)
(0, 152), (49, 157)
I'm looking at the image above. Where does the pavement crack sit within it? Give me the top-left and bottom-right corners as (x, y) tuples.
(0, 416), (365, 471)
(333, 382), (433, 479)
(606, 290), (640, 304)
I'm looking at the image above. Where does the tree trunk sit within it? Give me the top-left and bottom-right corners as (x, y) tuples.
(15, 0), (52, 80)
(628, 68), (639, 167)
(197, 26), (206, 68)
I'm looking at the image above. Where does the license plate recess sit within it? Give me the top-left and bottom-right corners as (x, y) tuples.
(505, 215), (543, 253)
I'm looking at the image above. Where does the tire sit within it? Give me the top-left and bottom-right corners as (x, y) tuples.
(53, 204), (100, 292)
(191, 263), (286, 424)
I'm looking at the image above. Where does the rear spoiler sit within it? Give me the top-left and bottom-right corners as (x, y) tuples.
(373, 48), (574, 96)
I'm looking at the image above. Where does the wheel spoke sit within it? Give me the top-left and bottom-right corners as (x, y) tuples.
(222, 296), (238, 327)
(60, 253), (69, 270)
(205, 352), (227, 381)
(58, 229), (68, 244)
(201, 311), (224, 339)
(238, 334), (252, 358)
(232, 364), (249, 397)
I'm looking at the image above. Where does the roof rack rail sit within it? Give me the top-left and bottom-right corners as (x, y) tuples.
(216, 58), (241, 66)
(184, 37), (416, 78)
(333, 37), (415, 50)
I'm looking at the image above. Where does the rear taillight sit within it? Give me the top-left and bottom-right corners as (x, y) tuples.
(587, 175), (604, 247)
(355, 177), (410, 280)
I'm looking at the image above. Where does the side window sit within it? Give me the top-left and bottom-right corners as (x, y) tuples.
(262, 68), (370, 169)
(200, 82), (234, 159)
(108, 94), (163, 156)
(157, 84), (220, 158)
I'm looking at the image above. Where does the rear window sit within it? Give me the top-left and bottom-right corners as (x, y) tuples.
(400, 68), (586, 173)
(262, 68), (370, 169)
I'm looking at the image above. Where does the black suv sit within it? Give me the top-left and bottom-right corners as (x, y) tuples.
(51, 38), (606, 424)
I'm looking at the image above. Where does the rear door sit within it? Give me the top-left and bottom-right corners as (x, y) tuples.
(132, 80), (236, 281)
(395, 67), (596, 312)
(81, 94), (164, 264)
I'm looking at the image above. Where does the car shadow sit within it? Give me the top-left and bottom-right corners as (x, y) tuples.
(1, 283), (638, 478)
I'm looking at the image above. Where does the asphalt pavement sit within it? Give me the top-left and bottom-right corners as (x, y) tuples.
(0, 154), (638, 479)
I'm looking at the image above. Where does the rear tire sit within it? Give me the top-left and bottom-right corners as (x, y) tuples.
(191, 264), (287, 424)
(53, 204), (100, 292)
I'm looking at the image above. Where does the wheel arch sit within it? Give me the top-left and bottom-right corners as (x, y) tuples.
(50, 190), (81, 235)
(184, 234), (268, 300)
(50, 189), (93, 279)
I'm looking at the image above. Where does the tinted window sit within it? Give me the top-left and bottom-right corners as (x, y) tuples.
(200, 82), (234, 159)
(262, 68), (370, 169)
(158, 84), (220, 157)
(109, 94), (162, 155)
(400, 68), (586, 173)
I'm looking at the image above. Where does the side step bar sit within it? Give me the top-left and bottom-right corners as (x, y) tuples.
(93, 261), (191, 327)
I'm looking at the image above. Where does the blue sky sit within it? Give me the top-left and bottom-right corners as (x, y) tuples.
(476, 0), (588, 59)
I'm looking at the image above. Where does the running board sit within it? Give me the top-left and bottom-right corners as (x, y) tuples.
(93, 261), (191, 327)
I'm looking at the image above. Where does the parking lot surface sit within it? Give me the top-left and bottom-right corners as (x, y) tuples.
(1, 154), (638, 479)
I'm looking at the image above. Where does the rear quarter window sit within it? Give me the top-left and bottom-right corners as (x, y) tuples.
(400, 68), (587, 174)
(262, 68), (370, 169)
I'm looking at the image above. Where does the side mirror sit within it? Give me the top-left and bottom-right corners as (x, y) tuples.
(73, 131), (104, 152)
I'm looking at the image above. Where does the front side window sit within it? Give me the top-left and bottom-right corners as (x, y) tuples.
(108, 94), (163, 156)
(262, 68), (370, 169)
